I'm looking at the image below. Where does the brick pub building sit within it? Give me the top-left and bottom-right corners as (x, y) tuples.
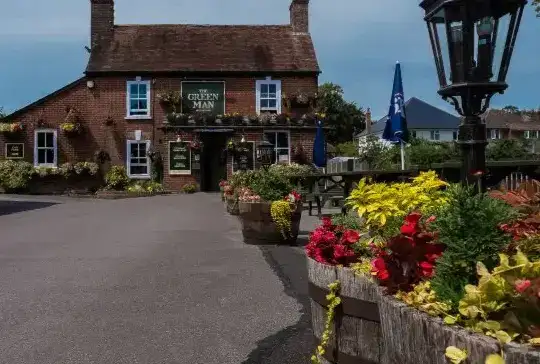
(1, 0), (321, 192)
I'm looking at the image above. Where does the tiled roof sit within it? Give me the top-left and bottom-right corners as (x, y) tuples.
(86, 24), (320, 74)
(358, 97), (460, 137)
(483, 109), (540, 131)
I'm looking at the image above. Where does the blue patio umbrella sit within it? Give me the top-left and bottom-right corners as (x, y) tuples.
(313, 120), (327, 167)
(383, 61), (409, 169)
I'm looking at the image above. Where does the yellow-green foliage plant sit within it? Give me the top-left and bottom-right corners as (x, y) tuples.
(346, 170), (449, 230)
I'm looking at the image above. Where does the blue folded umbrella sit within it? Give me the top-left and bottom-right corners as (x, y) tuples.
(313, 120), (326, 167)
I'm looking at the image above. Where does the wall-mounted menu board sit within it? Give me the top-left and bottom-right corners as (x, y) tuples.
(169, 141), (191, 175)
(5, 143), (24, 159)
(233, 141), (255, 172)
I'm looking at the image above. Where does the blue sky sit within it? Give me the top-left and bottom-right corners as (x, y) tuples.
(0, 0), (539, 119)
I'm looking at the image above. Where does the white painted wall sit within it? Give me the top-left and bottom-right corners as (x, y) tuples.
(411, 129), (457, 141)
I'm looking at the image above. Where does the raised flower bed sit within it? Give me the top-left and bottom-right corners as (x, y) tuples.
(306, 172), (540, 364)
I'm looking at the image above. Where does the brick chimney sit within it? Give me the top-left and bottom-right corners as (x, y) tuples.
(365, 108), (372, 134)
(90, 0), (114, 48)
(290, 0), (309, 34)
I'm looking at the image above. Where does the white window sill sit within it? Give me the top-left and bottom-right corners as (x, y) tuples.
(34, 165), (57, 168)
(125, 115), (152, 120)
(128, 174), (151, 179)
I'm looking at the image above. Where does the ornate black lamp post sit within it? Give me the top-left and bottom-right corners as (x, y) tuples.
(256, 134), (275, 170)
(420, 0), (526, 189)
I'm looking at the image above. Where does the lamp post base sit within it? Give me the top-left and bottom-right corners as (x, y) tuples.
(458, 116), (487, 193)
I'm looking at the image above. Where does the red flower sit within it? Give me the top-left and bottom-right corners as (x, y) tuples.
(322, 217), (333, 229)
(419, 261), (435, 278)
(515, 279), (532, 293)
(400, 212), (422, 236)
(372, 258), (390, 281)
(341, 229), (360, 244)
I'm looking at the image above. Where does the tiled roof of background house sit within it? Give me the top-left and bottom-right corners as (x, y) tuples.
(86, 25), (320, 74)
(483, 109), (540, 131)
(357, 97), (460, 137)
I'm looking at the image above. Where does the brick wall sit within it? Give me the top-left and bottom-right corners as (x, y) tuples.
(1, 74), (318, 191)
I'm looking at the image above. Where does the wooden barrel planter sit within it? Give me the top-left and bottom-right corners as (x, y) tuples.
(307, 257), (384, 364)
(225, 198), (239, 215)
(379, 294), (540, 364)
(238, 201), (302, 245)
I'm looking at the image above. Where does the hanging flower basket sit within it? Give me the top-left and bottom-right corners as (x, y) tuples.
(0, 122), (24, 138)
(61, 122), (84, 136)
(190, 140), (202, 151)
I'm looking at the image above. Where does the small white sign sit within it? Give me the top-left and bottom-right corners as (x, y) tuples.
(279, 154), (289, 162)
(134, 130), (142, 141)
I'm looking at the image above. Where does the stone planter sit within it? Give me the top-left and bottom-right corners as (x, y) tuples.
(238, 201), (302, 245)
(379, 294), (540, 364)
(307, 257), (384, 364)
(225, 198), (239, 215)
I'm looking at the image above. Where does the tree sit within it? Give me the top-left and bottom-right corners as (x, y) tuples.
(316, 82), (365, 145)
(0, 107), (5, 119)
(534, 0), (540, 17)
(502, 105), (520, 113)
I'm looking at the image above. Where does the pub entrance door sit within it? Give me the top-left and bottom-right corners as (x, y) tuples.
(200, 132), (228, 192)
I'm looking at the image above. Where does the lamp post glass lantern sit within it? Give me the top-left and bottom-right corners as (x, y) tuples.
(256, 134), (274, 169)
(420, 0), (526, 189)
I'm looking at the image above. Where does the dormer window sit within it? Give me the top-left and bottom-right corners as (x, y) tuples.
(256, 77), (281, 114)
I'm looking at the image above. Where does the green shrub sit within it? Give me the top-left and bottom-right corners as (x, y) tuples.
(430, 184), (518, 307)
(0, 160), (34, 191)
(267, 163), (313, 178)
(407, 138), (460, 167)
(181, 183), (198, 194)
(330, 214), (363, 230)
(486, 138), (534, 161)
(126, 180), (164, 193)
(105, 166), (129, 190)
(249, 169), (293, 202)
(334, 141), (359, 157)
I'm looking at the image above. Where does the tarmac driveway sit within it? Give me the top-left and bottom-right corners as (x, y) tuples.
(0, 194), (317, 364)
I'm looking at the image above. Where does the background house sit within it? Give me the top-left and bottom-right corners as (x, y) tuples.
(356, 97), (460, 144)
(0, 0), (321, 192)
(484, 108), (540, 140)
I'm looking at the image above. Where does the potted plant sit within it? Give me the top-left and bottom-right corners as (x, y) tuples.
(235, 169), (303, 245)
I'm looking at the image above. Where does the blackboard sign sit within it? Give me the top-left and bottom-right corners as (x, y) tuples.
(233, 141), (255, 172)
(169, 141), (191, 175)
(192, 152), (201, 170)
(5, 143), (24, 159)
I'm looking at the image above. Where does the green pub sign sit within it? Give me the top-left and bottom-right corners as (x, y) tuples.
(181, 81), (225, 115)
(5, 143), (24, 159)
(169, 141), (191, 175)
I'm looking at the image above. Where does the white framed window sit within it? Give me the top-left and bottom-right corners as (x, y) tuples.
(430, 130), (440, 141)
(256, 77), (281, 114)
(453, 131), (458, 140)
(34, 129), (57, 167)
(490, 129), (501, 140)
(126, 140), (151, 178)
(525, 130), (538, 139)
(263, 131), (290, 164)
(126, 79), (151, 119)
(411, 130), (417, 138)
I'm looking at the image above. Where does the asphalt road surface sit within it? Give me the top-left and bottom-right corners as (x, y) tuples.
(0, 194), (320, 364)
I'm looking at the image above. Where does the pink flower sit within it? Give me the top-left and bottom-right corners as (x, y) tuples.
(426, 215), (436, 224)
(515, 279), (532, 293)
